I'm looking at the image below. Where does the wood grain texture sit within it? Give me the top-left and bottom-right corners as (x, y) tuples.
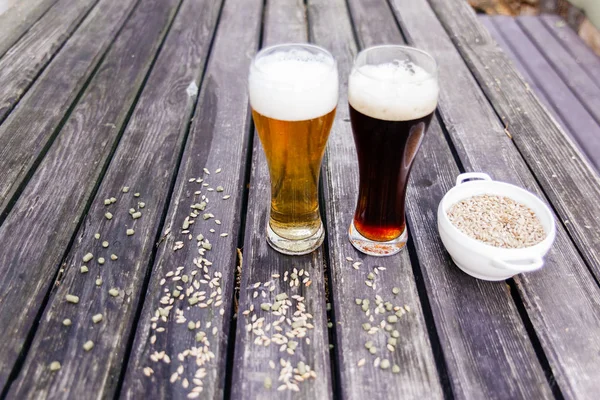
(120, 0), (262, 398)
(393, 0), (600, 397)
(489, 14), (597, 121)
(309, 0), (444, 398)
(231, 1), (333, 399)
(0, 0), (58, 57)
(518, 16), (600, 129)
(541, 14), (600, 87)
(0, 0), (139, 219)
(0, 0), (181, 393)
(478, 15), (571, 137)
(489, 16), (600, 169)
(0, 0), (99, 123)
(347, 1), (553, 398)
(426, 0), (600, 284)
(406, 126), (556, 400)
(6, 1), (222, 396)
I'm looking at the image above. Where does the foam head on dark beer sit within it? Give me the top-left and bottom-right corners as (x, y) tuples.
(348, 61), (438, 121)
(249, 48), (338, 122)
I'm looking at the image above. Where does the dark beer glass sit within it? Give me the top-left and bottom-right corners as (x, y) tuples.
(348, 45), (439, 256)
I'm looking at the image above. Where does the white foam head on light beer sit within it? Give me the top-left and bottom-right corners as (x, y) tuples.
(348, 60), (439, 121)
(249, 47), (338, 121)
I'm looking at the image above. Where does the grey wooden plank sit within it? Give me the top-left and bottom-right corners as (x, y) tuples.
(427, 0), (600, 280)
(347, 1), (553, 399)
(308, 0), (444, 398)
(0, 0), (182, 393)
(262, 0), (307, 44)
(474, 17), (600, 262)
(479, 15), (570, 133)
(0, 0), (139, 219)
(479, 16), (533, 84)
(0, 0), (100, 124)
(490, 16), (600, 168)
(518, 16), (600, 129)
(0, 0), (58, 57)
(119, 0), (262, 398)
(7, 1), (223, 396)
(541, 14), (600, 87)
(392, 0), (600, 397)
(481, 16), (580, 164)
(435, 3), (600, 279)
(231, 1), (333, 398)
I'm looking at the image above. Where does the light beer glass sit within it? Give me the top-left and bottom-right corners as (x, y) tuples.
(348, 45), (438, 256)
(249, 44), (338, 255)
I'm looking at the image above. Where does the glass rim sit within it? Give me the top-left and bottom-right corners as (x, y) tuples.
(250, 43), (337, 83)
(353, 44), (438, 83)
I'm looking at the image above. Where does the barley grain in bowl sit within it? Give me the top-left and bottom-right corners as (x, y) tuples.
(447, 194), (546, 249)
(437, 173), (556, 281)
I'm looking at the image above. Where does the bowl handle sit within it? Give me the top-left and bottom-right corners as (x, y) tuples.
(492, 257), (544, 273)
(455, 172), (492, 186)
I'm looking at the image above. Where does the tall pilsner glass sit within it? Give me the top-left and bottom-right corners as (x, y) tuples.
(348, 45), (439, 256)
(249, 44), (338, 255)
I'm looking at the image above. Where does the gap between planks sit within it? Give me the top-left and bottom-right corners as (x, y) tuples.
(0, 0), (102, 125)
(119, 0), (261, 398)
(349, 0), (554, 398)
(311, 0), (445, 398)
(230, 0), (333, 398)
(396, 0), (600, 397)
(0, 0), (58, 58)
(0, 0), (187, 395)
(0, 0), (142, 222)
(428, 0), (600, 284)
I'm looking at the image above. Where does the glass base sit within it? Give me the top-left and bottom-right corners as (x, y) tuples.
(267, 221), (325, 255)
(348, 220), (407, 256)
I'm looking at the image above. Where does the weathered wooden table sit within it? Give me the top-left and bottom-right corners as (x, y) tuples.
(1, 0), (600, 398)
(480, 14), (600, 172)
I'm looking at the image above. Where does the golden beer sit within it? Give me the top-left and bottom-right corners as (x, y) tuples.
(252, 108), (336, 240)
(249, 44), (338, 255)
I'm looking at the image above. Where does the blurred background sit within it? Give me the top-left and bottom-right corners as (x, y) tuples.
(470, 0), (600, 54)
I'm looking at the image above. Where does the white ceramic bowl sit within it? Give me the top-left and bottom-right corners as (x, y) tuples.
(437, 173), (556, 281)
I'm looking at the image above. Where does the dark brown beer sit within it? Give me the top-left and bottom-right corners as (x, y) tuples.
(350, 105), (433, 242)
(347, 46), (438, 256)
